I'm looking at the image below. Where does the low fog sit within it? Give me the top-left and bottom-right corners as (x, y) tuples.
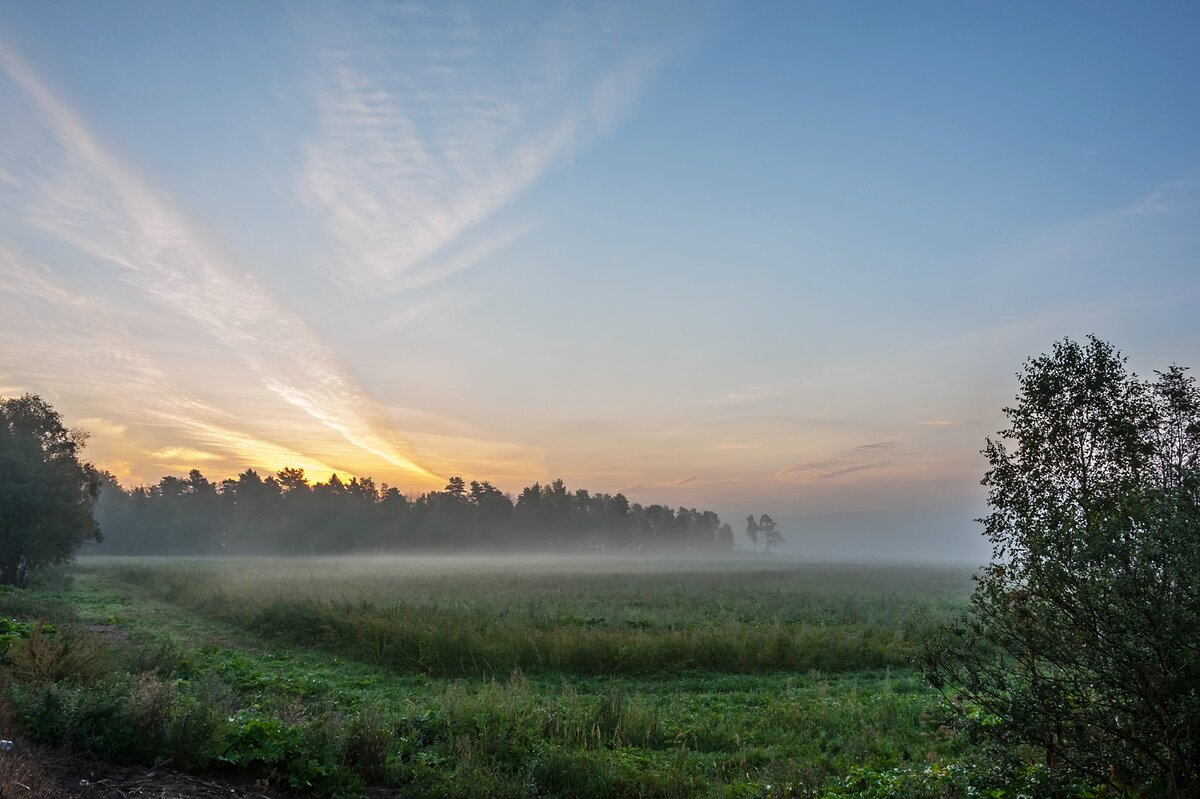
(90, 468), (989, 566)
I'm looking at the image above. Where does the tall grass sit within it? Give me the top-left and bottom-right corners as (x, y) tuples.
(93, 557), (972, 677)
(0, 560), (1087, 799)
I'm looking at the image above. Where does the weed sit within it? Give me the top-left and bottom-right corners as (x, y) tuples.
(7, 623), (109, 685)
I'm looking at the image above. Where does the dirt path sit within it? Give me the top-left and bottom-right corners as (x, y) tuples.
(0, 734), (285, 799)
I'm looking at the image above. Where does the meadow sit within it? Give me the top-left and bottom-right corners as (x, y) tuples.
(104, 556), (972, 676)
(0, 556), (1055, 798)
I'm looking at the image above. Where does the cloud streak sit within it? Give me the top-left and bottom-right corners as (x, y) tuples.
(0, 42), (436, 481)
(617, 475), (701, 494)
(0, 244), (344, 482)
(774, 441), (905, 483)
(300, 5), (664, 292)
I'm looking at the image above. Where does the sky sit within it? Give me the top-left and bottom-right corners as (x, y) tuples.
(1, 1), (1198, 561)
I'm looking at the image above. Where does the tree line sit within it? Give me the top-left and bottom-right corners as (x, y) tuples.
(92, 470), (782, 556)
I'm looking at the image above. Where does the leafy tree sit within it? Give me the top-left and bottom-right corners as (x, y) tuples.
(444, 476), (466, 500)
(92, 470), (134, 554)
(276, 467), (310, 495)
(924, 337), (1200, 797)
(467, 480), (513, 545)
(182, 469), (221, 554)
(93, 471), (735, 558)
(0, 394), (101, 586)
(696, 509), (721, 549)
(640, 503), (675, 546)
(378, 485), (412, 550)
(744, 515), (759, 551)
(716, 522), (734, 550)
(758, 514), (784, 553)
(152, 474), (188, 555)
(228, 469), (281, 553)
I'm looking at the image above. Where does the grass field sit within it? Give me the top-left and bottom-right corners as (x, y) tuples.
(102, 556), (972, 676)
(0, 556), (1055, 798)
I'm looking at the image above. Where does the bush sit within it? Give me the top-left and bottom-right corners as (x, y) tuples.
(220, 713), (364, 797)
(6, 623), (108, 685)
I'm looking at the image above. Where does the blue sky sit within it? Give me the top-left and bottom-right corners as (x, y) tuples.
(1, 1), (1197, 560)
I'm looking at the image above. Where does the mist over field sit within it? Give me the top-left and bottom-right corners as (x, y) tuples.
(86, 467), (989, 565)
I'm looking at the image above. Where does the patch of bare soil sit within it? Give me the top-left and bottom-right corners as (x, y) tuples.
(0, 734), (284, 799)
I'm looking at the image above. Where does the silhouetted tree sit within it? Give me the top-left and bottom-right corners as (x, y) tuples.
(514, 482), (547, 547)
(91, 472), (734, 558)
(924, 337), (1200, 797)
(0, 395), (101, 586)
(227, 469), (281, 553)
(184, 469), (221, 554)
(744, 515), (759, 551)
(758, 514), (784, 553)
(445, 476), (466, 499)
(93, 470), (133, 553)
(276, 467), (314, 553)
(379, 485), (412, 550)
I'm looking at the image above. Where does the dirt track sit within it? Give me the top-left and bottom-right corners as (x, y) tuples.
(0, 734), (283, 799)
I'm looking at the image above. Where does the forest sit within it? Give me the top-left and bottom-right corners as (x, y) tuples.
(90, 470), (779, 556)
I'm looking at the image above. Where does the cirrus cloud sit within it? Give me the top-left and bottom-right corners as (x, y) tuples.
(774, 441), (905, 483)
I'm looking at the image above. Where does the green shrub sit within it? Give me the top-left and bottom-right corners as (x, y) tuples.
(6, 623), (109, 686)
(13, 678), (151, 763)
(220, 713), (364, 797)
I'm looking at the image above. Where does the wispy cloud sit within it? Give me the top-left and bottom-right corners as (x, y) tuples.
(153, 409), (342, 480)
(299, 5), (665, 293)
(918, 419), (958, 427)
(0, 243), (102, 309)
(0, 245), (344, 482)
(0, 42), (436, 481)
(617, 475), (701, 494)
(706, 441), (762, 451)
(774, 441), (905, 482)
(1118, 178), (1197, 217)
(77, 417), (128, 437)
(977, 175), (1200, 296)
(385, 405), (545, 486)
(711, 384), (779, 405)
(389, 222), (532, 294)
(147, 446), (223, 463)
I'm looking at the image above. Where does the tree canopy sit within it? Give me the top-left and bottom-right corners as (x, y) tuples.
(924, 337), (1200, 797)
(94, 471), (772, 557)
(0, 394), (102, 587)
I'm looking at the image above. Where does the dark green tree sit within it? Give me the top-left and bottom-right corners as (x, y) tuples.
(0, 395), (102, 586)
(744, 515), (759, 551)
(924, 337), (1200, 797)
(444, 476), (467, 499)
(183, 469), (222, 554)
(92, 471), (733, 557)
(276, 467), (315, 554)
(92, 470), (134, 553)
(757, 514), (784, 553)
